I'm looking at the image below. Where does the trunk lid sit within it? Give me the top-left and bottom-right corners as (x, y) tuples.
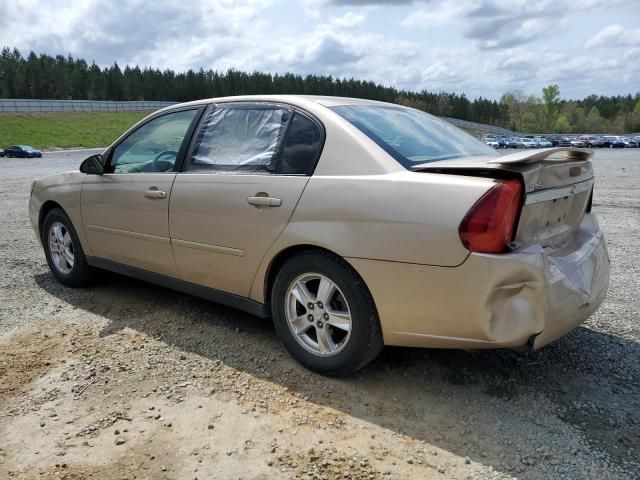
(414, 148), (594, 248)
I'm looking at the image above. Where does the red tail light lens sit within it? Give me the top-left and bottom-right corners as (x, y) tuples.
(459, 179), (522, 254)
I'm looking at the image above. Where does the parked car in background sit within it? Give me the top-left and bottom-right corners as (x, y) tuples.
(481, 135), (500, 148)
(505, 137), (520, 148)
(511, 137), (524, 148)
(0, 148), (4, 157)
(556, 137), (572, 147)
(535, 137), (553, 148)
(622, 137), (638, 148)
(3, 145), (43, 158)
(496, 137), (508, 149)
(569, 138), (586, 148)
(580, 136), (604, 148)
(521, 138), (538, 148)
(602, 136), (626, 148)
(27, 95), (610, 375)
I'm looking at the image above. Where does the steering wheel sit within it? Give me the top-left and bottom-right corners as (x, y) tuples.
(151, 150), (178, 172)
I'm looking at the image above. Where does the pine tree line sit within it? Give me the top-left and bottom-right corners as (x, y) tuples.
(1, 47), (638, 132)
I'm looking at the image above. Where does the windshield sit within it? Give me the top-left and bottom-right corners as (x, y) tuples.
(331, 105), (499, 167)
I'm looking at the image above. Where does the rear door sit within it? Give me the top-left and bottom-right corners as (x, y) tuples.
(81, 108), (201, 277)
(169, 102), (324, 297)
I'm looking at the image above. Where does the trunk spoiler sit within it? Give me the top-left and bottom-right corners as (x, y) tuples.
(488, 147), (592, 165)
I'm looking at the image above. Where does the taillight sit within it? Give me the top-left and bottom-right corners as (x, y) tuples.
(459, 179), (522, 254)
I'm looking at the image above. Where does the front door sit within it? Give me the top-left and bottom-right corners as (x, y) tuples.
(169, 103), (324, 297)
(81, 109), (200, 277)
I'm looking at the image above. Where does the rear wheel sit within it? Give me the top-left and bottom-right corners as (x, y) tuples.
(42, 208), (94, 287)
(271, 251), (383, 376)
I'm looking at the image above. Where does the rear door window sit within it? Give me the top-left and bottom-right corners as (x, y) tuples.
(185, 103), (323, 175)
(277, 112), (323, 175)
(186, 104), (288, 173)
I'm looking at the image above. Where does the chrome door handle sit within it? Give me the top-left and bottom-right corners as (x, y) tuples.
(144, 189), (167, 199)
(247, 196), (282, 207)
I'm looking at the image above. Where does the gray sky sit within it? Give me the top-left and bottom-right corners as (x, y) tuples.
(1, 0), (639, 99)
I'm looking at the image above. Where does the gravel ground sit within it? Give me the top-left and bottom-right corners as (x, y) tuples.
(0, 148), (638, 479)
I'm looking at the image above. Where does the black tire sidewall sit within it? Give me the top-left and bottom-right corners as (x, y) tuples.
(271, 252), (381, 376)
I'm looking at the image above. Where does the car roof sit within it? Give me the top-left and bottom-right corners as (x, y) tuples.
(159, 94), (401, 112)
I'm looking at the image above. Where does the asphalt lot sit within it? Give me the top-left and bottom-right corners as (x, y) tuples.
(0, 148), (638, 479)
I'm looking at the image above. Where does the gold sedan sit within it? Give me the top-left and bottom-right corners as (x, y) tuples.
(29, 95), (610, 375)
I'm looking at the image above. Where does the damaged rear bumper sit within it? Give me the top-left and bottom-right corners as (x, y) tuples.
(529, 214), (609, 349)
(347, 213), (610, 349)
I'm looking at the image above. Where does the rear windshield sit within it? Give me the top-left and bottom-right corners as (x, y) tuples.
(331, 105), (499, 167)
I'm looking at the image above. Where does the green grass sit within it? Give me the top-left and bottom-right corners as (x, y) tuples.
(0, 111), (149, 150)
(460, 126), (478, 135)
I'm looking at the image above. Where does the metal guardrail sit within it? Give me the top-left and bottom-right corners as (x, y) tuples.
(443, 117), (514, 135)
(0, 99), (516, 136)
(0, 99), (177, 113)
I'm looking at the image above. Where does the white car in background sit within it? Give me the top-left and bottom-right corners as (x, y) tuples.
(481, 135), (499, 148)
(521, 138), (538, 148)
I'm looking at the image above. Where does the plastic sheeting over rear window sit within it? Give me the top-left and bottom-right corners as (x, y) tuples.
(332, 105), (499, 168)
(187, 105), (288, 172)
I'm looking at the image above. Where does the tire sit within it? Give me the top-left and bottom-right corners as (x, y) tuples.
(271, 251), (383, 376)
(42, 208), (94, 287)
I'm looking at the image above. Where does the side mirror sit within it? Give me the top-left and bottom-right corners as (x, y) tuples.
(80, 154), (104, 175)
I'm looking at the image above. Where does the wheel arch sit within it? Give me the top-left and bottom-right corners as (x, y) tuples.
(38, 200), (66, 243)
(262, 244), (377, 313)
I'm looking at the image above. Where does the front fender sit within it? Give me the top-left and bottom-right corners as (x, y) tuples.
(29, 172), (91, 255)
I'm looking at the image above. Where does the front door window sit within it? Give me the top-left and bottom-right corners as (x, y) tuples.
(110, 109), (198, 173)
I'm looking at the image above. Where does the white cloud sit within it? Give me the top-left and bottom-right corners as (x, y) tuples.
(403, 0), (570, 50)
(400, 2), (466, 26)
(330, 11), (366, 29)
(0, 0), (638, 99)
(585, 24), (640, 48)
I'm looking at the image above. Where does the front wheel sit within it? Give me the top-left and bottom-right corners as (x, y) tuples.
(42, 208), (94, 287)
(271, 251), (383, 376)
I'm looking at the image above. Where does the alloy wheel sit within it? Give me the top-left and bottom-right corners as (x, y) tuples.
(48, 221), (74, 274)
(285, 273), (352, 357)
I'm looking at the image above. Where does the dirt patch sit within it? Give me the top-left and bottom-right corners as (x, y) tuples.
(0, 323), (71, 405)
